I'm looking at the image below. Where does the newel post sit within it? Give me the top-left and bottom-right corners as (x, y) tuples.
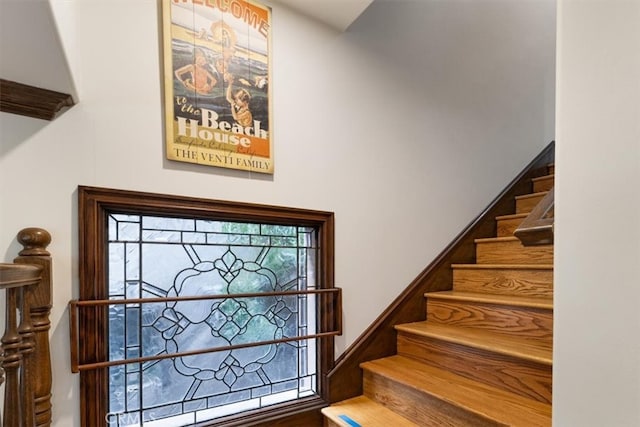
(14, 228), (53, 427)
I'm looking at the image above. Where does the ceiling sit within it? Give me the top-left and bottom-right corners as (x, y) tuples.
(0, 0), (77, 98)
(270, 0), (374, 31)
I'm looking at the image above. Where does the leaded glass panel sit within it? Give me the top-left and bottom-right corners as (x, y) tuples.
(106, 214), (318, 426)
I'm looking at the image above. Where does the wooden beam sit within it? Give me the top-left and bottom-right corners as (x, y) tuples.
(0, 79), (74, 121)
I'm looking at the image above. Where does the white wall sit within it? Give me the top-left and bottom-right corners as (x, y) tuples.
(554, 1), (640, 425)
(0, 0), (555, 424)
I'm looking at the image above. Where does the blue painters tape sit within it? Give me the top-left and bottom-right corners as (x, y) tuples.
(338, 414), (361, 427)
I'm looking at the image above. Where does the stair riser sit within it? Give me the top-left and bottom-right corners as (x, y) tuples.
(533, 176), (554, 193)
(516, 193), (547, 214)
(475, 240), (553, 265)
(322, 396), (420, 427)
(547, 164), (555, 175)
(397, 333), (552, 404)
(363, 370), (502, 427)
(496, 217), (524, 237)
(426, 300), (553, 345)
(453, 267), (553, 298)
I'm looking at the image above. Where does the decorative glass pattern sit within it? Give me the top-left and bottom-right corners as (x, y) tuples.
(106, 214), (318, 426)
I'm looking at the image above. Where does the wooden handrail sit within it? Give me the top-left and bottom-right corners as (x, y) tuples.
(514, 187), (554, 246)
(0, 227), (53, 427)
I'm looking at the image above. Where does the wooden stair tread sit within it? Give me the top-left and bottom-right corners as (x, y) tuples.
(515, 191), (548, 201)
(475, 236), (522, 244)
(425, 290), (553, 309)
(452, 263), (553, 270)
(321, 396), (419, 427)
(495, 212), (529, 220)
(474, 235), (554, 247)
(362, 355), (552, 426)
(531, 174), (554, 183)
(395, 322), (552, 365)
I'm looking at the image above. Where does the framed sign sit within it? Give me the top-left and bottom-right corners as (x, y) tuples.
(162, 0), (273, 174)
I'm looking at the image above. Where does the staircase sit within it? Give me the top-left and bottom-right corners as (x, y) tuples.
(322, 166), (554, 426)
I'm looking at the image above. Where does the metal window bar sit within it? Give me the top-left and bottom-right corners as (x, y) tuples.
(69, 287), (342, 373)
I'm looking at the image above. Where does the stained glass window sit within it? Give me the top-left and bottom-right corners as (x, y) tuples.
(106, 214), (318, 426)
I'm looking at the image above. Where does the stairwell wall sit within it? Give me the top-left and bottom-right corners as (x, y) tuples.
(0, 1), (555, 425)
(554, 1), (640, 425)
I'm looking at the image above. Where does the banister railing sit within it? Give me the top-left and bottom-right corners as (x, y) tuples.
(0, 228), (53, 427)
(514, 187), (554, 246)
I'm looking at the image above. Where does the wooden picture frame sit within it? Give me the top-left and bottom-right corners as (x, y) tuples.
(162, 0), (273, 174)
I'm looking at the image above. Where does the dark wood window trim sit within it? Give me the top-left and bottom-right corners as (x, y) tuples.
(77, 186), (337, 426)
